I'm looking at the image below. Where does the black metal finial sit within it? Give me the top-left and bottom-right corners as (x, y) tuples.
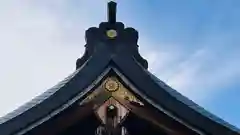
(108, 1), (117, 24)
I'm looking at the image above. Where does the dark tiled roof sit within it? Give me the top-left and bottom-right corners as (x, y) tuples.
(147, 71), (240, 134)
(112, 53), (240, 135)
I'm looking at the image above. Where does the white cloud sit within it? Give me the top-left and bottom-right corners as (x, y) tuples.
(0, 0), (91, 117)
(143, 43), (240, 102)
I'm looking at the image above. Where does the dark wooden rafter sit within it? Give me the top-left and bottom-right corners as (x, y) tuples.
(54, 92), (112, 135)
(114, 96), (200, 135)
(27, 91), (112, 135)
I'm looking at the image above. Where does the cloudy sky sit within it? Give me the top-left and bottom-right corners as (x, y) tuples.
(0, 0), (239, 128)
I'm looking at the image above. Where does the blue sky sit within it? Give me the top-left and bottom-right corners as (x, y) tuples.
(0, 0), (239, 128)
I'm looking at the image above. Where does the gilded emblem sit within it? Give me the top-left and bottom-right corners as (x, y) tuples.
(105, 79), (119, 92)
(106, 29), (117, 38)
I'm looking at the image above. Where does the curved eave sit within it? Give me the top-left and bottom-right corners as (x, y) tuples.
(112, 53), (240, 135)
(0, 45), (112, 135)
(147, 71), (240, 134)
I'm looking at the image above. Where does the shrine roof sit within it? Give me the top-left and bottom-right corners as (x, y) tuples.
(0, 1), (239, 135)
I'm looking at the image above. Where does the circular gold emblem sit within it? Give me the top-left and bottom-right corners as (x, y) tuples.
(106, 29), (117, 38)
(105, 79), (119, 92)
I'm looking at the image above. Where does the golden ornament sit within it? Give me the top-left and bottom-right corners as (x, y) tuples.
(106, 29), (117, 38)
(105, 79), (119, 92)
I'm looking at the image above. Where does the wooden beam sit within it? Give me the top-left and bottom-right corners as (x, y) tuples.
(114, 96), (199, 135)
(30, 91), (112, 135)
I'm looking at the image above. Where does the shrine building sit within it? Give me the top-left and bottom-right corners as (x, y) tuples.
(0, 1), (239, 135)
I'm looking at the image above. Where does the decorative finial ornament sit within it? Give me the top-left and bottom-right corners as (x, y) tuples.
(106, 29), (117, 38)
(108, 1), (117, 24)
(76, 1), (149, 69)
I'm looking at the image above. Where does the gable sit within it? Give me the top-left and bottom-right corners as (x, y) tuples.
(0, 66), (201, 135)
(84, 76), (143, 106)
(77, 68), (204, 134)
